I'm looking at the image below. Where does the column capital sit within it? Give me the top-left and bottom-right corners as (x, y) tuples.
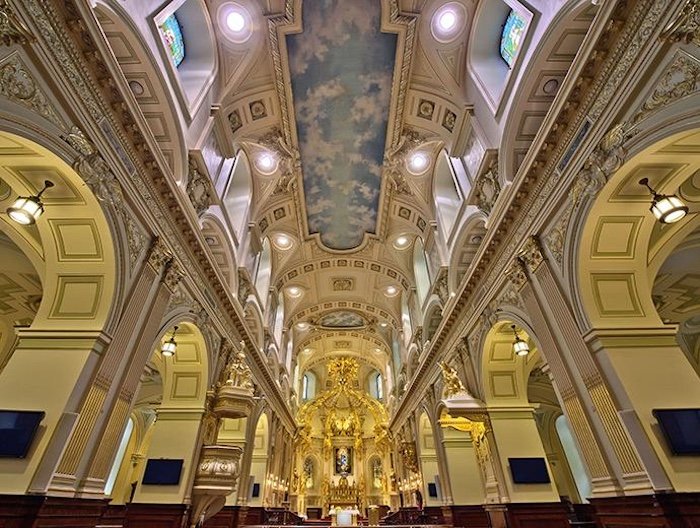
(15, 329), (112, 353)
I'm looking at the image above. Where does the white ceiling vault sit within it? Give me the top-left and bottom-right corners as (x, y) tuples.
(88, 0), (599, 400)
(199, 0), (595, 386)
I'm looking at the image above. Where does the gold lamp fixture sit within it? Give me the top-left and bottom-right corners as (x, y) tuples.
(511, 325), (530, 357)
(639, 177), (688, 224)
(161, 325), (179, 357)
(6, 180), (55, 225)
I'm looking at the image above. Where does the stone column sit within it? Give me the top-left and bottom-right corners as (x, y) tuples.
(439, 418), (485, 505)
(45, 239), (175, 496)
(517, 237), (655, 495)
(488, 407), (561, 503)
(72, 240), (182, 496)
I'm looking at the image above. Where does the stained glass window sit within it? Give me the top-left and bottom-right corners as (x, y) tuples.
(500, 9), (526, 68)
(159, 13), (185, 68)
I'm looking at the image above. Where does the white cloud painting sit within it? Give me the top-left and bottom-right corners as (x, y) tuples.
(288, 0), (396, 249)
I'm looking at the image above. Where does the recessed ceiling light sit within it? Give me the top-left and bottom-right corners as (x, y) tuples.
(379, 322), (388, 327)
(273, 233), (293, 250)
(255, 151), (277, 174)
(303, 347), (312, 354)
(385, 285), (398, 296)
(226, 11), (246, 32)
(296, 322), (310, 331)
(393, 235), (411, 249)
(438, 10), (457, 30)
(374, 348), (382, 353)
(431, 3), (466, 43)
(407, 152), (429, 174)
(287, 286), (302, 297)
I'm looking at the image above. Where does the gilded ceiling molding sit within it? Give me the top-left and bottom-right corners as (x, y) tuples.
(661, 0), (700, 46)
(0, 53), (64, 129)
(275, 257), (411, 291)
(631, 50), (700, 125)
(518, 235), (546, 274)
(24, 0), (295, 430)
(0, 0), (34, 46)
(394, 0), (668, 423)
(291, 301), (398, 329)
(66, 126), (148, 269)
(297, 331), (387, 355)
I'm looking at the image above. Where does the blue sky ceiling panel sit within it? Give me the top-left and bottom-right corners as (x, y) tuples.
(287, 0), (397, 250)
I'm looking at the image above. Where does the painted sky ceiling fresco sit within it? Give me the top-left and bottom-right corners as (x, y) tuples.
(319, 310), (367, 328)
(287, 0), (397, 250)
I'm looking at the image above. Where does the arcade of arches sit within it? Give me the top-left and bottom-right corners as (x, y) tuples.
(0, 1), (699, 528)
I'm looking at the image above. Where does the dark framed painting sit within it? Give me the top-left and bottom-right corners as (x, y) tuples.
(334, 446), (353, 474)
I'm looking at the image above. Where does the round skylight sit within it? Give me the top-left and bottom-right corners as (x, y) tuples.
(431, 3), (467, 43)
(407, 152), (430, 175)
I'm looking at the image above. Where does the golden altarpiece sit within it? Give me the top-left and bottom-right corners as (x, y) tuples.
(290, 358), (393, 516)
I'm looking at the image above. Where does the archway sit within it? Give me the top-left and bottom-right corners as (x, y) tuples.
(418, 412), (441, 507)
(121, 322), (211, 504)
(480, 321), (587, 503)
(576, 127), (700, 493)
(0, 131), (117, 494)
(247, 412), (270, 507)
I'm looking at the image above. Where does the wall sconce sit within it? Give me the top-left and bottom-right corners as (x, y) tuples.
(511, 325), (530, 357)
(161, 325), (179, 357)
(639, 178), (688, 224)
(6, 180), (54, 225)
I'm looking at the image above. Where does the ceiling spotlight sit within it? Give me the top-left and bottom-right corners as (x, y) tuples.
(639, 178), (688, 224)
(6, 180), (54, 225)
(438, 10), (457, 30)
(374, 348), (382, 353)
(161, 325), (179, 357)
(393, 235), (411, 249)
(256, 151), (277, 174)
(432, 3), (465, 42)
(303, 347), (312, 354)
(296, 322), (310, 331)
(379, 322), (388, 328)
(385, 285), (398, 296)
(226, 10), (246, 32)
(407, 152), (429, 174)
(287, 286), (302, 297)
(274, 233), (293, 250)
(511, 325), (529, 357)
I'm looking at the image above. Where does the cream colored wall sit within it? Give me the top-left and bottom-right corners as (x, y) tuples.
(0, 337), (101, 494)
(490, 409), (560, 503)
(247, 414), (269, 506)
(133, 410), (203, 503)
(441, 428), (485, 505)
(596, 338), (700, 491)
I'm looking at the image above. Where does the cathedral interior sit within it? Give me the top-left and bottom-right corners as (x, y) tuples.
(0, 0), (699, 527)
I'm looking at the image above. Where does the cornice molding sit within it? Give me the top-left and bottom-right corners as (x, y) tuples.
(391, 0), (678, 429)
(14, 0), (295, 431)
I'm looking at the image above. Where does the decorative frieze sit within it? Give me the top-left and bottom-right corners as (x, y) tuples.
(474, 160), (500, 215)
(0, 1), (35, 46)
(186, 156), (215, 216)
(0, 53), (63, 128)
(661, 0), (700, 46)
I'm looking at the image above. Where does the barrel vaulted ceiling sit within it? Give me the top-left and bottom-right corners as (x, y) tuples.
(148, 0), (594, 383)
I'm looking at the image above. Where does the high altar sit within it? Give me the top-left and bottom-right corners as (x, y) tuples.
(290, 358), (394, 517)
